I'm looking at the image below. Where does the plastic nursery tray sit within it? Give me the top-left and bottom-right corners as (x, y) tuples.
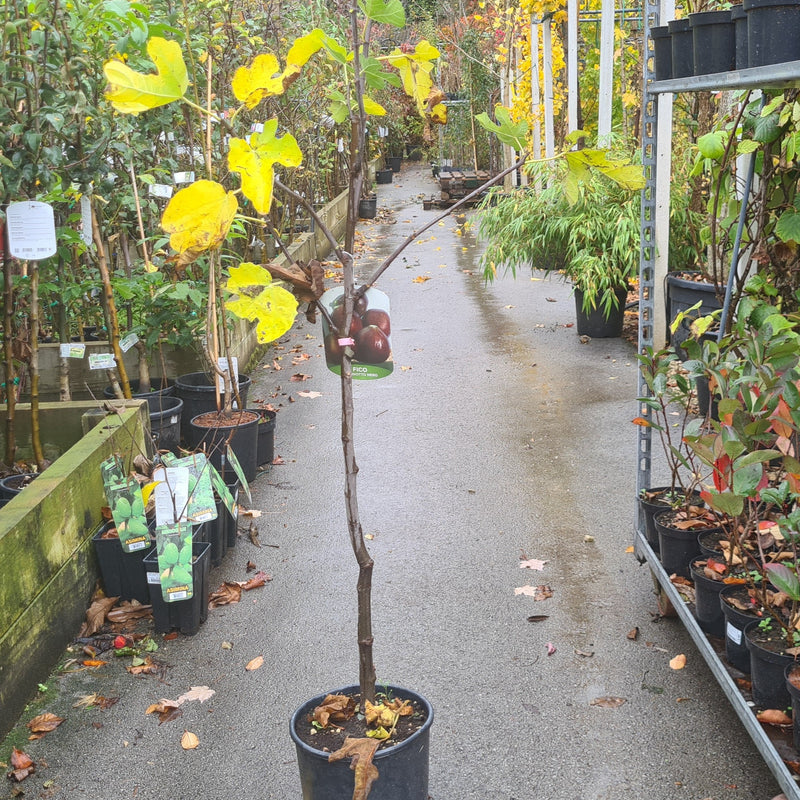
(635, 531), (800, 799)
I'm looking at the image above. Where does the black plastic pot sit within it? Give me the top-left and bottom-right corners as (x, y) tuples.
(651, 25), (672, 80)
(745, 621), (797, 708)
(358, 196), (377, 219)
(668, 18), (694, 77)
(102, 379), (175, 409)
(0, 473), (37, 500)
(386, 156), (403, 172)
(665, 272), (722, 358)
(573, 286), (628, 338)
(785, 664), (800, 749)
(720, 585), (758, 673)
(731, 4), (749, 68)
(174, 371), (252, 443)
(654, 510), (718, 579)
(744, 0), (800, 66)
(690, 10), (736, 75)
(694, 375), (720, 420)
(252, 409), (277, 467)
(290, 685), (433, 800)
(144, 541), (210, 635)
(189, 409), (259, 483)
(689, 559), (726, 637)
(149, 396), (183, 454)
(92, 521), (153, 604)
(376, 168), (394, 184)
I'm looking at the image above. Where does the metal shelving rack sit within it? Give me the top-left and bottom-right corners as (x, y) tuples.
(636, 9), (800, 797)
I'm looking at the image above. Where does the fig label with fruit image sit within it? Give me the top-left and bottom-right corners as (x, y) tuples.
(321, 287), (394, 380)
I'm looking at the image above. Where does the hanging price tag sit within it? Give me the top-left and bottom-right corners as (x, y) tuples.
(119, 333), (139, 352)
(149, 184), (174, 199)
(60, 342), (86, 359)
(88, 353), (116, 370)
(6, 201), (57, 260)
(80, 195), (93, 246)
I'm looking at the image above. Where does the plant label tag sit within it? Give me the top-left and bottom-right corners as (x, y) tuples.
(88, 353), (116, 370)
(208, 463), (237, 519)
(119, 333), (139, 352)
(153, 522), (193, 602)
(321, 287), (394, 381)
(104, 479), (150, 554)
(337, 138), (344, 152)
(80, 195), (93, 246)
(149, 183), (174, 199)
(152, 466), (190, 525)
(160, 452), (218, 523)
(225, 444), (251, 505)
(216, 357), (240, 397)
(173, 171), (195, 184)
(251, 122), (264, 133)
(6, 201), (57, 260)
(726, 621), (743, 645)
(60, 343), (86, 358)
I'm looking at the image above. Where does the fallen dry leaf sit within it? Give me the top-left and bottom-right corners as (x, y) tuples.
(146, 700), (183, 724)
(7, 747), (35, 782)
(546, 642), (556, 656)
(181, 730), (200, 750)
(519, 558), (547, 571)
(176, 686), (215, 704)
(527, 614), (549, 623)
(27, 713), (64, 736)
(627, 627), (639, 640)
(669, 654), (687, 670)
(240, 509), (262, 518)
(514, 585), (553, 600)
(290, 373), (311, 382)
(590, 696), (627, 708)
(79, 595), (119, 637)
(127, 656), (161, 675)
(245, 561), (257, 572)
(412, 275), (431, 283)
(243, 571), (271, 591)
(297, 391), (322, 399)
(82, 659), (106, 668)
(328, 737), (380, 800)
(208, 582), (242, 608)
(757, 708), (792, 726)
(245, 655), (264, 671)
(107, 599), (152, 624)
(221, 641), (234, 650)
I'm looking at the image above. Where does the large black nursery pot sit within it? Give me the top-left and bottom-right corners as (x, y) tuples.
(0, 472), (38, 500)
(386, 156), (403, 172)
(573, 286), (628, 338)
(148, 395), (183, 454)
(689, 10), (735, 75)
(174, 371), (251, 443)
(731, 4), (749, 69)
(375, 168), (394, 185)
(188, 409), (259, 483)
(253, 408), (277, 468)
(665, 272), (722, 357)
(744, 620), (796, 708)
(358, 195), (378, 219)
(103, 378), (175, 406)
(720, 584), (758, 673)
(668, 18), (694, 78)
(654, 509), (722, 579)
(743, 0), (800, 66)
(290, 685), (433, 800)
(651, 25), (672, 81)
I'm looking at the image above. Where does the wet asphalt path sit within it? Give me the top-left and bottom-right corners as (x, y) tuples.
(1, 164), (781, 800)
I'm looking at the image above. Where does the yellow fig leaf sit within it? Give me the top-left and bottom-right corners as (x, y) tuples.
(232, 53), (284, 109)
(161, 180), (238, 266)
(228, 120), (302, 214)
(363, 96), (387, 116)
(282, 29), (326, 89)
(225, 263), (298, 344)
(429, 102), (447, 125)
(141, 481), (161, 506)
(104, 37), (188, 115)
(388, 41), (439, 116)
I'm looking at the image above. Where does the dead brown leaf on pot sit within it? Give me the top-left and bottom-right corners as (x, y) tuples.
(757, 708), (792, 726)
(311, 694), (356, 728)
(107, 600), (152, 624)
(242, 571), (271, 591)
(590, 696), (627, 708)
(328, 737), (380, 800)
(208, 582), (242, 608)
(79, 595), (120, 637)
(7, 748), (35, 782)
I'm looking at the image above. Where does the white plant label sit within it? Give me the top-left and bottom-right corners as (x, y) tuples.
(152, 466), (190, 525)
(217, 356), (239, 395)
(119, 332), (139, 352)
(337, 138), (344, 152)
(149, 183), (174, 199)
(250, 122), (265, 133)
(80, 195), (93, 246)
(173, 171), (195, 184)
(726, 621), (743, 645)
(6, 201), (57, 260)
(60, 342), (86, 359)
(88, 352), (116, 370)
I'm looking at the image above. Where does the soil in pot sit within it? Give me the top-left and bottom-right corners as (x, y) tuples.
(689, 557), (739, 637)
(0, 472), (38, 500)
(744, 621), (799, 709)
(290, 685), (433, 800)
(175, 371), (251, 443)
(189, 409), (259, 483)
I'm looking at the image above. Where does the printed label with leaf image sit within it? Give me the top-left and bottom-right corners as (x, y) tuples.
(161, 452), (218, 523)
(101, 456), (150, 554)
(224, 445), (251, 505)
(154, 522), (193, 602)
(208, 463), (237, 519)
(321, 287), (393, 380)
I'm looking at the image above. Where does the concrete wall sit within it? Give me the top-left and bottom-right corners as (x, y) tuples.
(0, 402), (149, 739)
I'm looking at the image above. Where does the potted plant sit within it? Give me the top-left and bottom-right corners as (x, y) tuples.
(477, 139), (646, 337)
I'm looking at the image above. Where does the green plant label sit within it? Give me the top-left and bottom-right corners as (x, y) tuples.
(321, 287), (393, 380)
(152, 466), (190, 525)
(153, 522), (193, 602)
(161, 452), (218, 523)
(100, 455), (126, 487)
(208, 463), (237, 520)
(224, 445), (251, 505)
(105, 480), (150, 553)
